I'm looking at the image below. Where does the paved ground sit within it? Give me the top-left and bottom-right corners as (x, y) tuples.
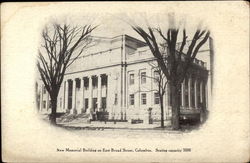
(40, 115), (200, 138)
(56, 121), (190, 139)
(57, 120), (172, 130)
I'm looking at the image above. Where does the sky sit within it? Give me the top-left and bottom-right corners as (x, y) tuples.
(47, 12), (210, 43)
(36, 12), (212, 81)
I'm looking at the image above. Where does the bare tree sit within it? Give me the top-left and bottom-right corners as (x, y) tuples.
(37, 23), (97, 125)
(132, 21), (210, 130)
(146, 62), (168, 128)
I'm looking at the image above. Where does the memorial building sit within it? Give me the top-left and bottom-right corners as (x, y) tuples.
(36, 35), (213, 122)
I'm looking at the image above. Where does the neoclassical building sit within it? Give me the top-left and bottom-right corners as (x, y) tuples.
(36, 34), (213, 122)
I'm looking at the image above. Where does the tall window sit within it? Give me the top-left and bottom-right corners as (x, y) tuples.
(84, 77), (89, 90)
(129, 74), (134, 85)
(92, 76), (98, 89)
(141, 93), (147, 105)
(141, 72), (146, 84)
(101, 75), (107, 86)
(130, 94), (134, 105)
(76, 79), (80, 90)
(154, 92), (160, 104)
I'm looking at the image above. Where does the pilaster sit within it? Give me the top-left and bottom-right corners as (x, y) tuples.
(97, 75), (102, 111)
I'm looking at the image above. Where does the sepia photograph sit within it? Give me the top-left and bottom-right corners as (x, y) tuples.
(2, 2), (249, 162)
(35, 13), (213, 133)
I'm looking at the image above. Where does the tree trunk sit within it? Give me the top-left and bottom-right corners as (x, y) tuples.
(160, 95), (164, 128)
(50, 95), (57, 125)
(171, 84), (181, 130)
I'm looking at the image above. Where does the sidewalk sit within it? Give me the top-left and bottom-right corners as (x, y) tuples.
(57, 120), (172, 130)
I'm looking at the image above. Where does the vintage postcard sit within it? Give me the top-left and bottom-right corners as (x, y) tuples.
(1, 2), (249, 162)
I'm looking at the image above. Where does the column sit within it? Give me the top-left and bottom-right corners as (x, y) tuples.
(71, 79), (76, 114)
(205, 81), (208, 109)
(188, 77), (191, 108)
(88, 76), (93, 113)
(46, 91), (49, 111)
(39, 85), (42, 111)
(63, 81), (65, 110)
(76, 78), (82, 114)
(81, 78), (85, 113)
(122, 35), (127, 120)
(147, 69), (152, 107)
(123, 66), (127, 120)
(120, 68), (124, 120)
(194, 79), (198, 109)
(137, 70), (140, 118)
(105, 75), (108, 111)
(207, 72), (212, 111)
(65, 80), (69, 111)
(164, 81), (169, 119)
(97, 75), (102, 111)
(181, 81), (185, 107)
(106, 74), (113, 117)
(200, 81), (203, 103)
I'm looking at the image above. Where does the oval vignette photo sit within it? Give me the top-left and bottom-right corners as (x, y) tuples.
(34, 13), (214, 135)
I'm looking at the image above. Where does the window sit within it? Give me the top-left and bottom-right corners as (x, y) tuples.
(154, 92), (160, 104)
(76, 79), (80, 89)
(129, 74), (134, 85)
(141, 72), (146, 84)
(130, 94), (134, 105)
(43, 101), (46, 108)
(84, 77), (89, 90)
(101, 75), (107, 86)
(92, 76), (98, 89)
(154, 70), (160, 83)
(141, 93), (147, 105)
